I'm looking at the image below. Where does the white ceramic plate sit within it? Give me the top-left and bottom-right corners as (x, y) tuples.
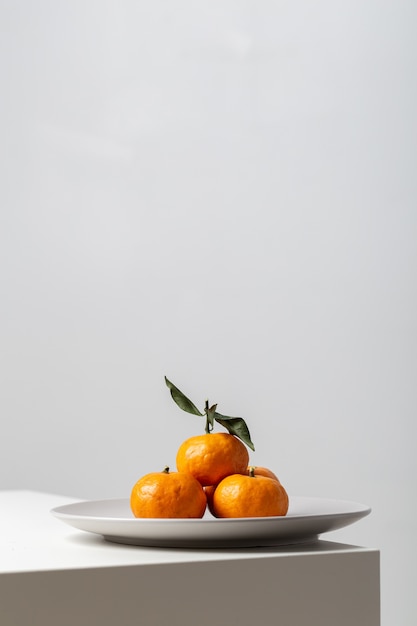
(51, 496), (371, 548)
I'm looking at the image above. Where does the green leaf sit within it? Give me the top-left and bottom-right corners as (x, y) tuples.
(214, 412), (255, 451)
(165, 377), (203, 416)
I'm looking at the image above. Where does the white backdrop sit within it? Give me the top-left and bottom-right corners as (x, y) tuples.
(1, 2), (416, 624)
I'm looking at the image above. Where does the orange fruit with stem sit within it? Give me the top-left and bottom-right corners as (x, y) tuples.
(130, 466), (207, 518)
(245, 465), (280, 482)
(205, 467), (283, 517)
(212, 468), (289, 518)
(177, 432), (250, 487)
(165, 377), (254, 487)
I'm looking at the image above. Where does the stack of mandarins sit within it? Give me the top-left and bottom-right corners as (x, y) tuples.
(130, 378), (289, 520)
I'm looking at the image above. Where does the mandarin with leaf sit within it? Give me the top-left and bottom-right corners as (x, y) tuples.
(165, 377), (254, 486)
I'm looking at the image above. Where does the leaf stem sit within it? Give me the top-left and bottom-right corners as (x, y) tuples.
(205, 399), (210, 434)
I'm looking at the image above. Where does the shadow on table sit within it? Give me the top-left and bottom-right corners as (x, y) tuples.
(66, 532), (366, 555)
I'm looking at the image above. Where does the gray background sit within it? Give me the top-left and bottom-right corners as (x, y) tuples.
(1, 2), (416, 624)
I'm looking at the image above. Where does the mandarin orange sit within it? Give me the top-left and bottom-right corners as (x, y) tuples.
(130, 466), (207, 518)
(204, 485), (216, 516)
(212, 471), (289, 518)
(176, 432), (249, 487)
(245, 465), (280, 482)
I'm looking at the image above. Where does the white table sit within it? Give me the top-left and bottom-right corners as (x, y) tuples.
(0, 491), (380, 626)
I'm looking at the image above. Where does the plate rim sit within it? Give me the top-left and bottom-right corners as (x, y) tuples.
(50, 496), (371, 548)
(51, 495), (372, 523)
